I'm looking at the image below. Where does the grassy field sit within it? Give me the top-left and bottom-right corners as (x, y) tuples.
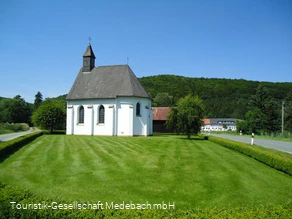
(0, 135), (292, 210)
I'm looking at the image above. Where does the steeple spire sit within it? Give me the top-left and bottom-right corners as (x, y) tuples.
(82, 43), (96, 72)
(83, 43), (96, 58)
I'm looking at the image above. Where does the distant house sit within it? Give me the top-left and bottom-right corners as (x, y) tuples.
(152, 107), (171, 132)
(201, 118), (237, 131)
(66, 43), (153, 136)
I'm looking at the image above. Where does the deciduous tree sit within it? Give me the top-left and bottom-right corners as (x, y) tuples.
(166, 94), (205, 138)
(153, 92), (174, 107)
(32, 99), (66, 132)
(9, 95), (31, 123)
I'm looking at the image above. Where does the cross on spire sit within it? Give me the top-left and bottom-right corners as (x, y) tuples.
(88, 36), (91, 44)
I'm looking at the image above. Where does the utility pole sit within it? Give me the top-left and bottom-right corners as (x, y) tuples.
(282, 101), (285, 136)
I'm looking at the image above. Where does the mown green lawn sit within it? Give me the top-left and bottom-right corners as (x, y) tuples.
(0, 135), (291, 210)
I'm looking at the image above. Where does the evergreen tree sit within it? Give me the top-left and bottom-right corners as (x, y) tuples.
(247, 85), (280, 134)
(34, 91), (43, 109)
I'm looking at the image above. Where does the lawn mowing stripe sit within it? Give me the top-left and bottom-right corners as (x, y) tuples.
(85, 137), (126, 172)
(75, 136), (111, 181)
(71, 137), (110, 186)
(186, 141), (249, 206)
(81, 136), (140, 180)
(105, 138), (141, 156)
(45, 136), (76, 186)
(115, 137), (151, 154)
(0, 136), (56, 190)
(56, 134), (66, 163)
(105, 138), (146, 157)
(20, 136), (58, 183)
(103, 138), (147, 168)
(69, 137), (106, 173)
(8, 136), (46, 163)
(173, 141), (248, 205)
(36, 136), (69, 188)
(68, 136), (83, 175)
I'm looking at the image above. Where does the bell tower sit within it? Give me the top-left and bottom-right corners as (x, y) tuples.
(82, 43), (96, 72)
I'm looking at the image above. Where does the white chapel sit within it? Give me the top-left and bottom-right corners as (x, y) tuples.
(66, 43), (153, 136)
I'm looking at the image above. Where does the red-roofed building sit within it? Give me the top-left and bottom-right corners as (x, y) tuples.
(152, 107), (171, 132)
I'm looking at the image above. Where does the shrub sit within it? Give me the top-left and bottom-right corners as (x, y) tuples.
(208, 136), (292, 176)
(0, 123), (29, 134)
(0, 131), (43, 162)
(11, 123), (29, 132)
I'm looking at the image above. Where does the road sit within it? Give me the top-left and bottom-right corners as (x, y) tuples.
(210, 134), (292, 154)
(0, 128), (39, 142)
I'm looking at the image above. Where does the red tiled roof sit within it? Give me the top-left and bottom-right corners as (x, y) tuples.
(152, 107), (171, 121)
(203, 118), (210, 125)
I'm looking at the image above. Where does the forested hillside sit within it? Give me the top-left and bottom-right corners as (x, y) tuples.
(139, 75), (292, 119)
(1, 77), (291, 133)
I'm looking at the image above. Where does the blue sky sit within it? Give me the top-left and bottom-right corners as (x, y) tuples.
(0, 0), (291, 103)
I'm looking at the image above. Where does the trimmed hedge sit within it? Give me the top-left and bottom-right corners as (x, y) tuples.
(208, 136), (292, 176)
(0, 131), (43, 162)
(0, 182), (291, 219)
(198, 134), (209, 140)
(42, 130), (66, 135)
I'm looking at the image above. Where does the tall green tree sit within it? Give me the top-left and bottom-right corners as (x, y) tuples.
(245, 108), (268, 134)
(249, 85), (271, 112)
(236, 120), (249, 134)
(232, 98), (248, 119)
(9, 95), (31, 123)
(34, 91), (43, 109)
(247, 85), (280, 134)
(165, 107), (179, 133)
(153, 92), (174, 107)
(32, 99), (66, 132)
(0, 98), (12, 122)
(166, 94), (205, 138)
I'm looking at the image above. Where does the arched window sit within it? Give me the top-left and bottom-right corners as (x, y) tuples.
(98, 105), (105, 124)
(78, 105), (84, 124)
(136, 102), (141, 116)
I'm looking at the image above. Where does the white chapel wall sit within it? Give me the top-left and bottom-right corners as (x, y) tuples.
(67, 99), (115, 136)
(66, 97), (152, 136)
